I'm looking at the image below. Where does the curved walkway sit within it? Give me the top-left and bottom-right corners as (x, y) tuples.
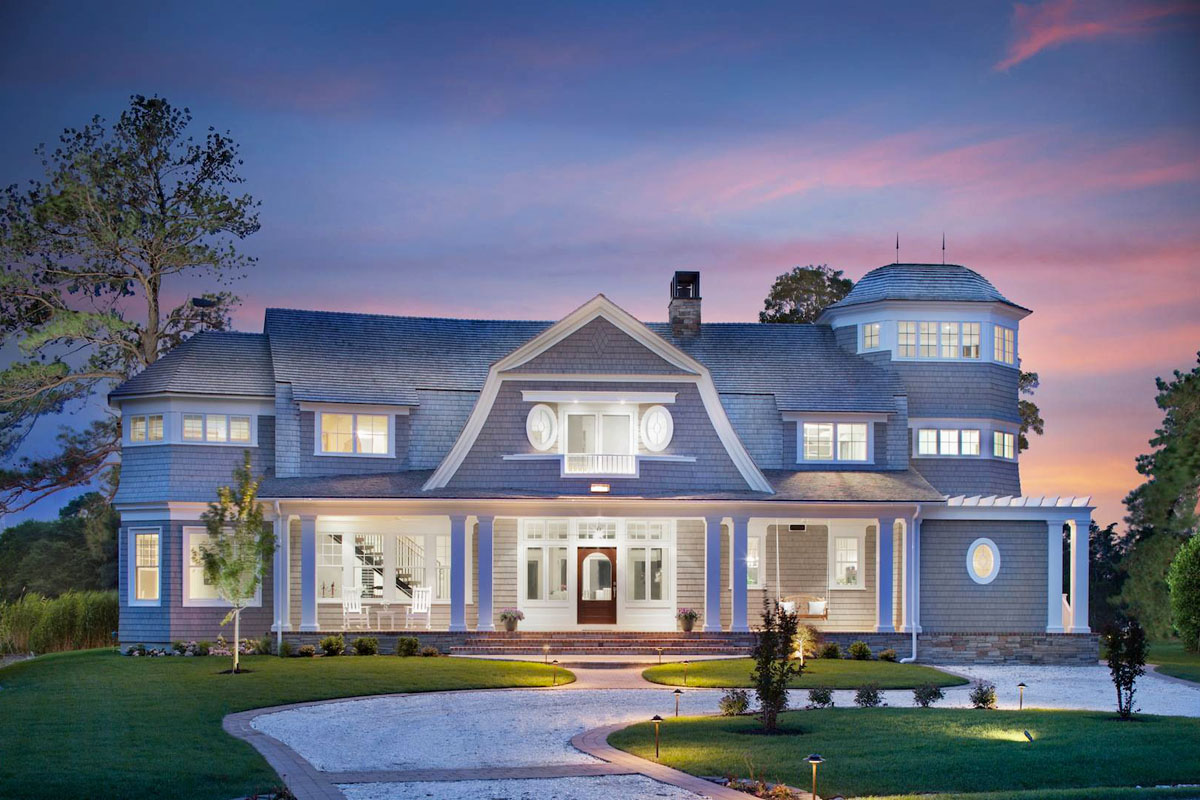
(226, 662), (1200, 800)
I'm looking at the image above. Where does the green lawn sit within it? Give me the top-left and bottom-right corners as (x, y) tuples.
(643, 656), (967, 689)
(1149, 640), (1200, 684)
(0, 648), (571, 800)
(609, 708), (1200, 800)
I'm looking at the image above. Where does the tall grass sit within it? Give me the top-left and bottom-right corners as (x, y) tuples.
(0, 591), (118, 654)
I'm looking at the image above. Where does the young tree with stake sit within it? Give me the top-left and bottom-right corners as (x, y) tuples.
(199, 452), (273, 673)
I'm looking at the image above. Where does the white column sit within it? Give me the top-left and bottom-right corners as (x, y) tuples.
(704, 515), (724, 632)
(1070, 517), (1091, 633)
(278, 515), (291, 630)
(476, 516), (495, 631)
(876, 517), (896, 633)
(1046, 520), (1064, 633)
(899, 519), (910, 633)
(299, 515), (318, 632)
(731, 516), (749, 633)
(911, 517), (922, 633)
(449, 514), (467, 632)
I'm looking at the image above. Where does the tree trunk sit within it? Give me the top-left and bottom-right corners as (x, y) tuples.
(233, 609), (240, 673)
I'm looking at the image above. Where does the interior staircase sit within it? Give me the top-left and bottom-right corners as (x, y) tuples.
(448, 630), (755, 657)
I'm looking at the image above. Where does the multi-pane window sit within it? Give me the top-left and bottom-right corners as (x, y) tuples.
(130, 416), (147, 442)
(940, 322), (959, 358)
(961, 323), (981, 359)
(626, 520), (668, 540)
(861, 322), (880, 350)
(746, 536), (762, 588)
(994, 431), (1016, 459)
(229, 416), (251, 442)
(627, 546), (667, 602)
(577, 520), (617, 540)
(994, 326), (1015, 364)
(318, 533), (344, 598)
(128, 414), (164, 442)
(939, 429), (960, 455)
(433, 535), (451, 600)
(919, 322), (938, 357)
(898, 322), (917, 357)
(833, 536), (860, 587)
(803, 422), (868, 462)
(353, 534), (386, 599)
(319, 412), (389, 455)
(183, 414), (204, 441)
(395, 535), (426, 600)
(133, 530), (159, 602)
(917, 429), (939, 455)
(917, 428), (983, 456)
(524, 519), (570, 540)
(961, 429), (981, 455)
(206, 414), (228, 442)
(525, 545), (568, 601)
(803, 423), (834, 461)
(179, 413), (248, 443)
(185, 530), (220, 601)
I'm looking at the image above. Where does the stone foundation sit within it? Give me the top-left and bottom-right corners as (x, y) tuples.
(915, 632), (1099, 664)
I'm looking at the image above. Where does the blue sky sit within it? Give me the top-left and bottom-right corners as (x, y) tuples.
(1, 0), (1198, 527)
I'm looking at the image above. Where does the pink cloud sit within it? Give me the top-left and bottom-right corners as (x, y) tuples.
(996, 0), (1199, 71)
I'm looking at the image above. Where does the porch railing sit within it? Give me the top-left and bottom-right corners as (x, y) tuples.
(564, 453), (636, 475)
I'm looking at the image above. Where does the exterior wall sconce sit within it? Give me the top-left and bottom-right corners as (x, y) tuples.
(589, 482), (610, 494)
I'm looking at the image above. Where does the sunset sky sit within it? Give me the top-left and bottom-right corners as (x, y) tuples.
(1, 0), (1197, 528)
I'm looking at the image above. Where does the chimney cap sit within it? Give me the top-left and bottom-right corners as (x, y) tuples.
(671, 271), (700, 299)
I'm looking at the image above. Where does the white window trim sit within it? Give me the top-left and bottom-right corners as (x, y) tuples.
(125, 412), (258, 447)
(891, 319), (1011, 364)
(181, 526), (263, 608)
(993, 430), (1017, 460)
(746, 530), (766, 589)
(128, 526), (162, 607)
(790, 416), (881, 465)
(827, 527), (867, 591)
(910, 421), (1017, 460)
(316, 528), (470, 606)
(993, 324), (1017, 366)
(559, 402), (637, 476)
(313, 410), (396, 458)
(860, 322), (882, 351)
(967, 537), (1001, 584)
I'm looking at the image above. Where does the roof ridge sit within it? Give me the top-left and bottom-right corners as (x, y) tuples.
(265, 307), (555, 325)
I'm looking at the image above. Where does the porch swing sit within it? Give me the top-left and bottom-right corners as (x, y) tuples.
(773, 518), (829, 621)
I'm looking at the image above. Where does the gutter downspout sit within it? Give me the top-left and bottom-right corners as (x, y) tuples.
(900, 504), (921, 663)
(274, 501), (283, 655)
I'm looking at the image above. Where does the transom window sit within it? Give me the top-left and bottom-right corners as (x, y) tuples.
(994, 325), (1016, 364)
(181, 413), (251, 443)
(802, 422), (869, 462)
(131, 528), (160, 603)
(861, 322), (881, 350)
(832, 535), (861, 588)
(994, 431), (1016, 460)
(319, 412), (389, 455)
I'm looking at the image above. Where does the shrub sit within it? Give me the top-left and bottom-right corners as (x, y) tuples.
(879, 648), (898, 662)
(848, 640), (872, 660)
(819, 642), (841, 659)
(172, 641), (188, 655)
(295, 644), (316, 658)
(0, 591), (118, 654)
(278, 639), (293, 658)
(719, 688), (750, 716)
(395, 637), (420, 656)
(319, 635), (345, 656)
(854, 682), (883, 708)
(969, 680), (997, 709)
(194, 640), (212, 656)
(352, 637), (379, 656)
(751, 599), (802, 732)
(807, 686), (834, 709)
(792, 624), (822, 664)
(420, 645), (440, 657)
(1104, 618), (1148, 719)
(913, 683), (945, 708)
(251, 636), (274, 656)
(1167, 535), (1200, 652)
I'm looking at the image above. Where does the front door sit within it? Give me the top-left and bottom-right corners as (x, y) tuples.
(577, 547), (617, 624)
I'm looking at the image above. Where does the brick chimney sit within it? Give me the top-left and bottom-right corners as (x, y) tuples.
(668, 271), (701, 338)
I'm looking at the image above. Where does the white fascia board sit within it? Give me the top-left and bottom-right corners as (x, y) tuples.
(922, 503), (1092, 522)
(117, 395), (275, 416)
(298, 401), (412, 415)
(819, 299), (1031, 326)
(782, 411), (889, 424)
(521, 390), (677, 405)
(424, 294), (772, 493)
(908, 416), (1019, 429)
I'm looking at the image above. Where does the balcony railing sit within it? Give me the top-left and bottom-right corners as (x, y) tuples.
(564, 453), (637, 475)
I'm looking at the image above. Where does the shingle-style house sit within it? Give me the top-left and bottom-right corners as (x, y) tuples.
(110, 264), (1097, 662)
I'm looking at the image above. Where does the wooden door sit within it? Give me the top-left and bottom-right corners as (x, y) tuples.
(577, 547), (617, 624)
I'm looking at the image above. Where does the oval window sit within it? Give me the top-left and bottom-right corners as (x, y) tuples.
(967, 538), (1000, 584)
(639, 405), (674, 452)
(525, 404), (558, 451)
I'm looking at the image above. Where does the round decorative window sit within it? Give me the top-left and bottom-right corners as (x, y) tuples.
(525, 404), (558, 451)
(639, 405), (674, 452)
(967, 538), (1000, 585)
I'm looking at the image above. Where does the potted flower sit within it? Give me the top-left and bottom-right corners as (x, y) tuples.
(499, 608), (525, 632)
(676, 608), (701, 633)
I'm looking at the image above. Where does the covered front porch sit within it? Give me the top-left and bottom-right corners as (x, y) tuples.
(268, 502), (923, 636)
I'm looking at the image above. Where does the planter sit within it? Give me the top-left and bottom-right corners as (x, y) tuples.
(504, 618), (519, 632)
(680, 617), (696, 633)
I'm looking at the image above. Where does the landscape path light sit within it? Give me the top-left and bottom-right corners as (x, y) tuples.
(806, 753), (824, 800)
(543, 643), (550, 664)
(656, 647), (664, 664)
(651, 714), (663, 759)
(682, 660), (690, 686)
(673, 688), (682, 717)
(552, 659), (559, 686)
(1017, 682), (1026, 710)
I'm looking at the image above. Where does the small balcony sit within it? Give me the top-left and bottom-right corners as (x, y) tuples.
(564, 453), (637, 476)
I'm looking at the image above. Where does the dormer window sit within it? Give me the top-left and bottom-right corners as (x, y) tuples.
(564, 410), (634, 475)
(861, 322), (880, 350)
(800, 421), (870, 463)
(318, 411), (390, 456)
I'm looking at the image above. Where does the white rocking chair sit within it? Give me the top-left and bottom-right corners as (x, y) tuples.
(406, 587), (433, 630)
(342, 587), (371, 630)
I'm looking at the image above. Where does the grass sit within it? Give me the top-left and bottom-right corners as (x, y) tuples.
(609, 708), (1200, 800)
(642, 656), (968, 689)
(0, 648), (572, 799)
(1148, 640), (1200, 684)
